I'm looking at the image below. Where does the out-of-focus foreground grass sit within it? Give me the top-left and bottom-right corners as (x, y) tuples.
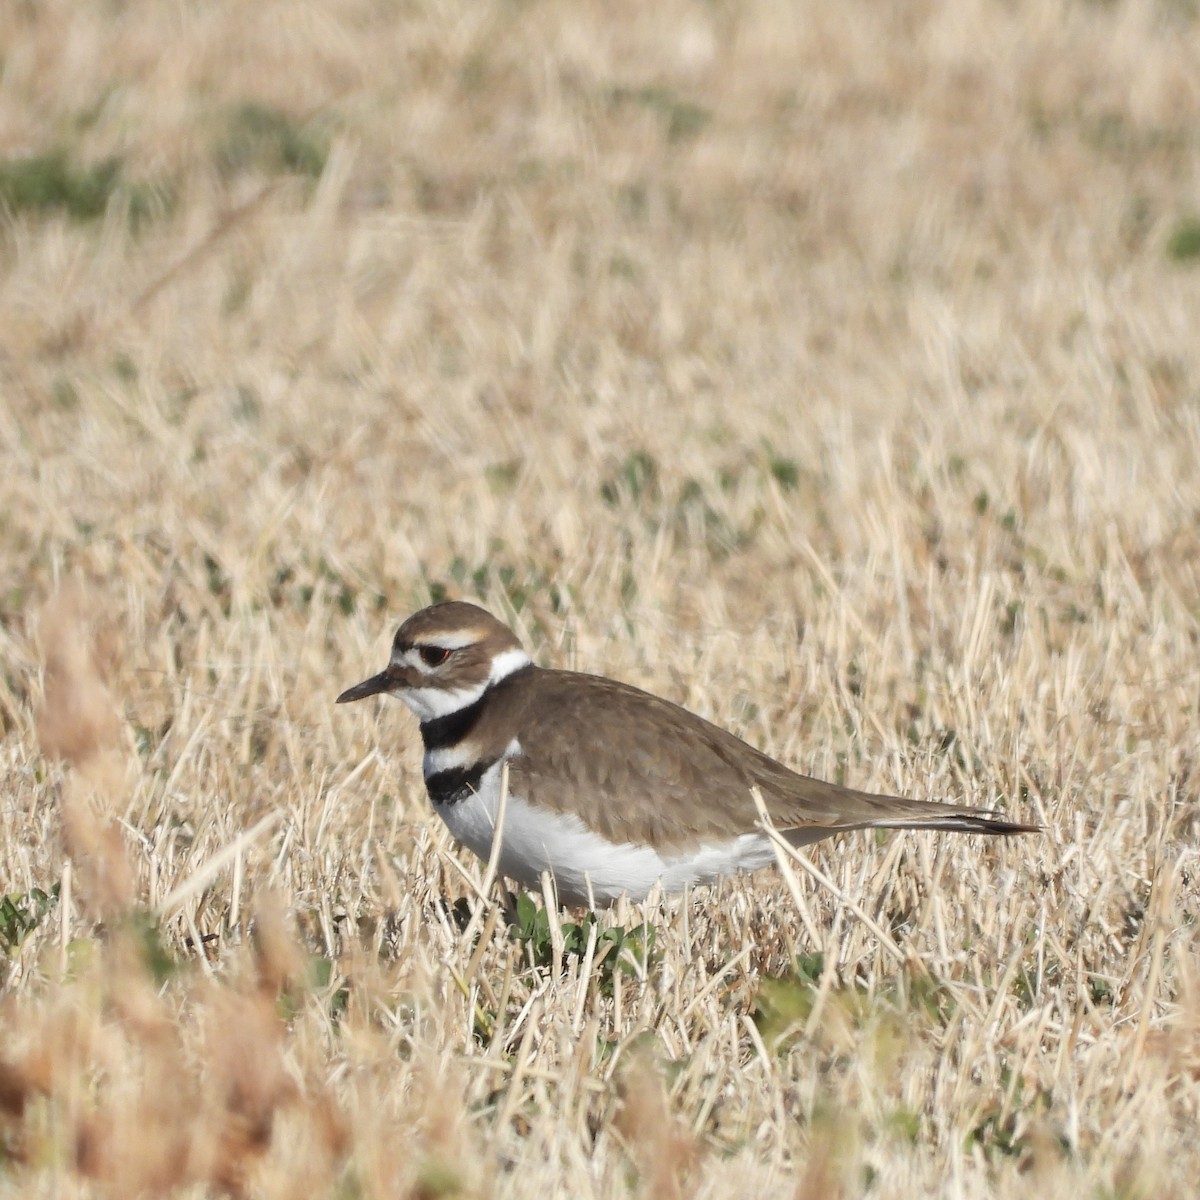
(1, 2), (1199, 1195)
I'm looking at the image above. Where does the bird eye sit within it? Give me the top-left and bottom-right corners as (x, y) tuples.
(419, 646), (451, 667)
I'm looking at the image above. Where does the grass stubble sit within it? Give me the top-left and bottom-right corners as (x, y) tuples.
(1, 0), (1200, 1196)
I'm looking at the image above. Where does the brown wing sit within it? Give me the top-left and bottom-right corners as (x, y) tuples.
(504, 669), (1037, 853)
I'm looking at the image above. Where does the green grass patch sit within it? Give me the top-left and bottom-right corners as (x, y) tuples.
(216, 103), (330, 179)
(0, 150), (167, 226)
(1166, 216), (1200, 263)
(435, 556), (571, 616)
(511, 893), (656, 993)
(754, 955), (957, 1049)
(0, 884), (59, 956)
(608, 86), (711, 144)
(600, 449), (660, 507)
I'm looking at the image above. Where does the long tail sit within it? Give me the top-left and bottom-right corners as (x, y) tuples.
(855, 811), (1040, 835)
(781, 791), (1040, 845)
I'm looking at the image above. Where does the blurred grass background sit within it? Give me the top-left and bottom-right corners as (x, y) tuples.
(1, 1), (1199, 1196)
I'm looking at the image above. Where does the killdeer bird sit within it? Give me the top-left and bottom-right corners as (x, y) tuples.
(337, 602), (1037, 906)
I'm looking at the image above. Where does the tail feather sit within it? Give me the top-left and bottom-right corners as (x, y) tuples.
(860, 812), (1040, 836)
(780, 794), (1040, 844)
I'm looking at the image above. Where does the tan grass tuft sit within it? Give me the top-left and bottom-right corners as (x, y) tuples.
(792, 1124), (846, 1200)
(614, 1051), (702, 1200)
(2, 0), (1200, 1194)
(191, 985), (298, 1195)
(34, 581), (123, 771)
(35, 582), (136, 915)
(249, 888), (308, 999)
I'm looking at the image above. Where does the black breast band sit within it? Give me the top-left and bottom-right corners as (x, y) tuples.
(425, 760), (495, 806)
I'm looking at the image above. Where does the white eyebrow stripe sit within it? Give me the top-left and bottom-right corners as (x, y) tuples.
(418, 629), (490, 651)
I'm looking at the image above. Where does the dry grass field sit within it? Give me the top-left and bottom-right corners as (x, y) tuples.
(2, 0), (1200, 1195)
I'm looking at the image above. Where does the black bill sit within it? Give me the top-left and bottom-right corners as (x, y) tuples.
(336, 668), (395, 704)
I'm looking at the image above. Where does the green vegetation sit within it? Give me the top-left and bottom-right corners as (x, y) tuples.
(0, 150), (166, 225)
(0, 885), (58, 956)
(216, 103), (330, 179)
(1, 0), (1197, 1195)
(1166, 216), (1200, 263)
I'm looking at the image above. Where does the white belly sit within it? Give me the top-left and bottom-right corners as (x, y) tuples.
(432, 758), (777, 906)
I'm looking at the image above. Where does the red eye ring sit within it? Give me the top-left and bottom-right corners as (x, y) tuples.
(418, 646), (451, 667)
